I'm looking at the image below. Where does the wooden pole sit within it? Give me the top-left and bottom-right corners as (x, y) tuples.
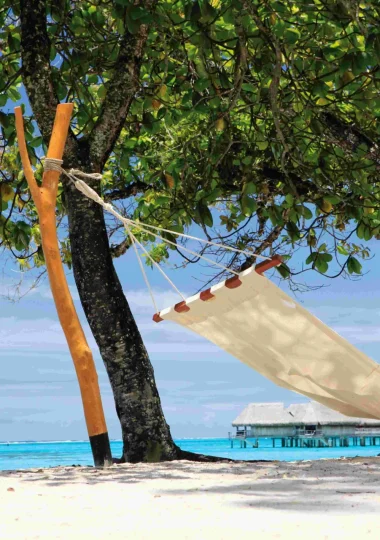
(15, 104), (112, 467)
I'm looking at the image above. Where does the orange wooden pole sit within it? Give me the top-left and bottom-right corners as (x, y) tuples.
(15, 104), (112, 466)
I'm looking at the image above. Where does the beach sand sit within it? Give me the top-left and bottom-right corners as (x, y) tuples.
(1, 456), (380, 539)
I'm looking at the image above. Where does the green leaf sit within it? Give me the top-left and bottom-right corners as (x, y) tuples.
(194, 78), (210, 92)
(316, 97), (329, 106)
(125, 15), (140, 34)
(276, 263), (290, 278)
(306, 252), (317, 265)
(286, 222), (300, 242)
(198, 203), (213, 227)
(241, 195), (257, 217)
(257, 140), (269, 150)
(285, 194), (294, 206)
(312, 80), (329, 97)
(315, 255), (328, 274)
(98, 85), (107, 99)
(157, 107), (167, 120)
(242, 182), (256, 195)
(363, 226), (372, 241)
(320, 253), (333, 262)
(129, 5), (153, 23)
(87, 74), (99, 84)
(347, 256), (362, 275)
(242, 83), (256, 93)
(357, 223), (365, 239)
(30, 136), (43, 148)
(284, 27), (301, 45)
(337, 245), (349, 256)
(204, 188), (222, 203)
(8, 87), (21, 102)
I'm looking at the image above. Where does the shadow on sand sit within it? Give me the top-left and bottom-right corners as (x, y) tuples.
(2, 457), (380, 513)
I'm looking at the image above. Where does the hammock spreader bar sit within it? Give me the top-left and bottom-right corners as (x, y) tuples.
(152, 255), (283, 323)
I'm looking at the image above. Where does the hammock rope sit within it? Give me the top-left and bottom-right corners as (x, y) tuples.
(115, 218), (271, 262)
(43, 157), (274, 312)
(43, 158), (270, 259)
(123, 217), (241, 277)
(125, 225), (187, 302)
(123, 223), (160, 314)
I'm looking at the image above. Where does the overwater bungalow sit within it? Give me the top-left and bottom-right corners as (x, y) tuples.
(230, 401), (380, 448)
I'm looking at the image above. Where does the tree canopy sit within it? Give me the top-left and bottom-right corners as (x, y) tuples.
(1, 0), (380, 285)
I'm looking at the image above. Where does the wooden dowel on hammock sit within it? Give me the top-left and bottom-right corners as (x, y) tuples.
(153, 256), (283, 322)
(200, 289), (215, 301)
(255, 254), (283, 275)
(174, 301), (190, 313)
(225, 275), (242, 289)
(15, 104), (112, 467)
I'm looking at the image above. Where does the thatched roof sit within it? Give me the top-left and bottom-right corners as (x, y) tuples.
(232, 402), (291, 426)
(232, 401), (380, 427)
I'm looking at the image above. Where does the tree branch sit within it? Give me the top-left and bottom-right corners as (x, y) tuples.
(88, 1), (158, 169)
(14, 107), (40, 205)
(105, 181), (153, 202)
(19, 0), (57, 136)
(110, 237), (132, 258)
(19, 0), (78, 159)
(321, 112), (380, 168)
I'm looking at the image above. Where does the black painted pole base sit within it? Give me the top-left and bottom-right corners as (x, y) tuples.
(89, 432), (113, 467)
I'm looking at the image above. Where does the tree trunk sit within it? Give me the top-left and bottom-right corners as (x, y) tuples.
(64, 159), (180, 463)
(18, 0), (236, 465)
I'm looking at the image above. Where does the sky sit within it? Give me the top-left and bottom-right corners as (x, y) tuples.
(0, 227), (379, 442)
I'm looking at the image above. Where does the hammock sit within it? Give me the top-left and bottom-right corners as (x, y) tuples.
(156, 264), (380, 420)
(44, 158), (380, 421)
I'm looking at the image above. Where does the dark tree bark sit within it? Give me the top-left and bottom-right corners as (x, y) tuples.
(321, 112), (380, 168)
(19, 0), (184, 463)
(64, 174), (180, 462)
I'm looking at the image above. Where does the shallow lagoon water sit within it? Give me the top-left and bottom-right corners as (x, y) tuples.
(1, 437), (379, 470)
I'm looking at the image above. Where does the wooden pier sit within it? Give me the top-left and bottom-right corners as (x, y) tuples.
(228, 433), (380, 449)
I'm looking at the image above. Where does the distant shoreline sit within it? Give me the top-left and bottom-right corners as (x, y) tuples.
(0, 437), (216, 444)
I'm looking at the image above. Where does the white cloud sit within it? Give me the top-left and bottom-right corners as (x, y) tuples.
(124, 287), (189, 314)
(0, 383), (62, 391)
(0, 272), (81, 303)
(157, 380), (195, 391)
(331, 325), (380, 344)
(37, 368), (76, 376)
(204, 402), (250, 412)
(146, 342), (221, 354)
(310, 305), (380, 325)
(2, 287), (380, 360)
(40, 284), (80, 302)
(0, 316), (97, 351)
(203, 410), (216, 422)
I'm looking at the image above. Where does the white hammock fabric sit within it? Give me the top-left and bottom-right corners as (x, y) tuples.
(156, 266), (380, 420)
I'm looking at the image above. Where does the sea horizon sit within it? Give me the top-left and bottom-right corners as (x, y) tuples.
(1, 437), (380, 471)
(0, 437), (216, 443)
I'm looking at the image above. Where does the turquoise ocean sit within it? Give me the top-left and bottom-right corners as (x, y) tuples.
(1, 438), (379, 470)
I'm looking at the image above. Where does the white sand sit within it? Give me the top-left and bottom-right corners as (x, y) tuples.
(2, 457), (380, 539)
